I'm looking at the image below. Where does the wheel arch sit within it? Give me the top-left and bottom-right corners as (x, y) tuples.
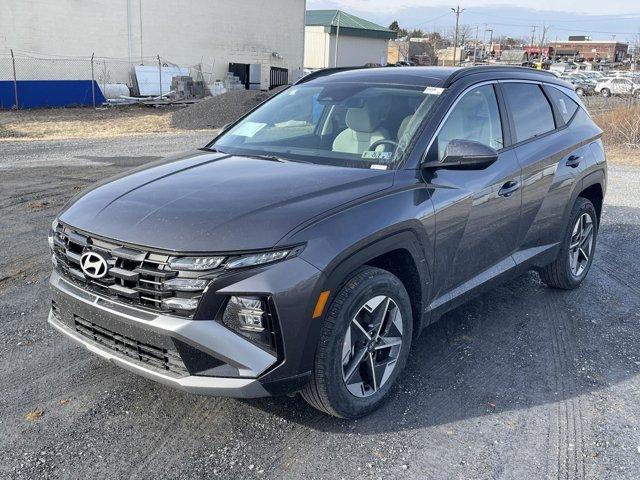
(579, 180), (604, 224)
(318, 229), (431, 335)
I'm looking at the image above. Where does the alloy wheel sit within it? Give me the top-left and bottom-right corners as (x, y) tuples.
(341, 295), (403, 398)
(569, 212), (594, 277)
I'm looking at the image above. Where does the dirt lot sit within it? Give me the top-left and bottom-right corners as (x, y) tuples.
(1, 133), (639, 479)
(0, 106), (179, 141)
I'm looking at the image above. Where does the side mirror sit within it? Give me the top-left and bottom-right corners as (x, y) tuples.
(423, 139), (498, 170)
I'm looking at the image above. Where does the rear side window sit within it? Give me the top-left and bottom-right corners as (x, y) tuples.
(502, 83), (556, 143)
(546, 88), (579, 124)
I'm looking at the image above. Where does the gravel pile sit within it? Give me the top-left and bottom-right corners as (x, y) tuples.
(171, 89), (277, 130)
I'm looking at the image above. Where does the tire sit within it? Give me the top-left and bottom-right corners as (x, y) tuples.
(301, 266), (413, 418)
(633, 90), (640, 99)
(601, 88), (611, 97)
(575, 87), (585, 96)
(539, 197), (598, 290)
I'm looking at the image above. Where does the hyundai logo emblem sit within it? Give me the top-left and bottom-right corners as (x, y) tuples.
(80, 251), (109, 279)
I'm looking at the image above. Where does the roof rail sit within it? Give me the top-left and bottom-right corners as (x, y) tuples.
(294, 66), (366, 85)
(443, 65), (557, 87)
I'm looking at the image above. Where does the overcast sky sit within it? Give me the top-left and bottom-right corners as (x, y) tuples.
(308, 1), (640, 16)
(307, 1), (640, 42)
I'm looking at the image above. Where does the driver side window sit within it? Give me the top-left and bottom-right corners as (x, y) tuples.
(436, 84), (503, 161)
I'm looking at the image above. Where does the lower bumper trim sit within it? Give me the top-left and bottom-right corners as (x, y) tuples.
(49, 311), (270, 398)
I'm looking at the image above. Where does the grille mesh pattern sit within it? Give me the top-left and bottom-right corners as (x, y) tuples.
(51, 224), (205, 317)
(73, 315), (189, 377)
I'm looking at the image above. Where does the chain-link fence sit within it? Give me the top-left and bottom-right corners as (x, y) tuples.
(0, 50), (205, 109)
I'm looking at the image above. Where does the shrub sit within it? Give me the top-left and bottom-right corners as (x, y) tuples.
(592, 106), (640, 148)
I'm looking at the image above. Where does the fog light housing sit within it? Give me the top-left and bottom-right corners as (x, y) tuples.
(161, 297), (200, 312)
(162, 278), (209, 292)
(222, 296), (274, 349)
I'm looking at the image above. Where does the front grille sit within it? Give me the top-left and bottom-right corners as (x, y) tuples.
(51, 224), (208, 317)
(73, 315), (189, 377)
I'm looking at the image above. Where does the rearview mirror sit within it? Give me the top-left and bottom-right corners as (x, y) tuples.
(423, 139), (498, 170)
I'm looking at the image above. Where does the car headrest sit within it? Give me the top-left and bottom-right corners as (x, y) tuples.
(345, 106), (380, 133)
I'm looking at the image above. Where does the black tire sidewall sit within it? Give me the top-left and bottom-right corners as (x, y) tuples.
(560, 199), (598, 287)
(321, 268), (413, 418)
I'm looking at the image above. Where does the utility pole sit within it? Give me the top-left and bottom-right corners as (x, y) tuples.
(473, 24), (479, 64)
(539, 24), (550, 64)
(530, 25), (537, 50)
(334, 12), (341, 67)
(451, 5), (465, 66)
(487, 29), (493, 59)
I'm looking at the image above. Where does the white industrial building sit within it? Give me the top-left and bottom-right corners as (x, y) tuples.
(1, 0), (306, 90)
(304, 10), (396, 69)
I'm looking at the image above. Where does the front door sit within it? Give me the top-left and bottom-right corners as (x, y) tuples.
(426, 84), (523, 303)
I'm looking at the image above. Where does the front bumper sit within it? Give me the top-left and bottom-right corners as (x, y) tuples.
(49, 270), (275, 398)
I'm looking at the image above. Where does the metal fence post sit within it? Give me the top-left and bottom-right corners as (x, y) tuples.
(103, 61), (107, 100)
(10, 49), (19, 109)
(91, 52), (96, 108)
(157, 54), (162, 97)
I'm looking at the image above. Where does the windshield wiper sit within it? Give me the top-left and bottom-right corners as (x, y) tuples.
(242, 153), (288, 163)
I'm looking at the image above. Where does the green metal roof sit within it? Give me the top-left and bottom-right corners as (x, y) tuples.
(305, 10), (397, 40)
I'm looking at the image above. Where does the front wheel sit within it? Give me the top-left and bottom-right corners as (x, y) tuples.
(575, 87), (585, 96)
(601, 88), (611, 97)
(539, 197), (598, 289)
(301, 266), (413, 418)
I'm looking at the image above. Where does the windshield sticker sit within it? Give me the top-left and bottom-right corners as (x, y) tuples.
(362, 151), (393, 161)
(370, 164), (388, 170)
(423, 86), (445, 95)
(231, 122), (266, 138)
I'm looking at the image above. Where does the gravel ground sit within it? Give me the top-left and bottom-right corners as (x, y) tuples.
(171, 90), (276, 130)
(1, 134), (639, 479)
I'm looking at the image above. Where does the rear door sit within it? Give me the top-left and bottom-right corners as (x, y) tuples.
(501, 81), (583, 263)
(426, 83), (523, 301)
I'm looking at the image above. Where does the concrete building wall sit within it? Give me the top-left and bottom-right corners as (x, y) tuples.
(328, 35), (389, 67)
(304, 28), (389, 69)
(304, 26), (330, 69)
(1, 0), (306, 89)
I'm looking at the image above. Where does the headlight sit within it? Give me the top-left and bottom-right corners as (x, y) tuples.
(222, 296), (274, 349)
(47, 230), (55, 253)
(169, 256), (225, 271)
(48, 218), (58, 253)
(225, 249), (290, 269)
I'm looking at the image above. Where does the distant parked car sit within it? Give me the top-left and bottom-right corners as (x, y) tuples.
(595, 77), (640, 98)
(560, 75), (594, 96)
(394, 60), (416, 67)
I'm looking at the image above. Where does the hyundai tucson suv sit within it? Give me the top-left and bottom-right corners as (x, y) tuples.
(48, 66), (606, 418)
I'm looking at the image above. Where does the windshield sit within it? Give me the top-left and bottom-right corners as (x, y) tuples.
(209, 82), (441, 170)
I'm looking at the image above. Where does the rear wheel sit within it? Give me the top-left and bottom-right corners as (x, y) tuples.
(539, 197), (597, 289)
(301, 266), (412, 418)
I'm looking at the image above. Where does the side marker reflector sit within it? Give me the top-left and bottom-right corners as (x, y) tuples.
(312, 290), (330, 319)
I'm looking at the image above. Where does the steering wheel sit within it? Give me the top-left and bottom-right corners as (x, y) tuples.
(368, 139), (399, 151)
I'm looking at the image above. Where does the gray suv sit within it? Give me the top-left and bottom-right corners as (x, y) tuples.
(48, 66), (606, 418)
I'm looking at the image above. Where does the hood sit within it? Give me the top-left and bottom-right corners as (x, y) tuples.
(59, 151), (394, 252)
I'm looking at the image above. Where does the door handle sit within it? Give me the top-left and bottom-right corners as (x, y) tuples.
(498, 180), (520, 198)
(566, 155), (582, 168)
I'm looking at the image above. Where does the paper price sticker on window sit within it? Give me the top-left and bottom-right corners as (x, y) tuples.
(231, 122), (266, 138)
(362, 151), (393, 161)
(423, 86), (445, 95)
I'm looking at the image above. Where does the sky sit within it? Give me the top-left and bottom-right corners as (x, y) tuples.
(307, 1), (640, 43)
